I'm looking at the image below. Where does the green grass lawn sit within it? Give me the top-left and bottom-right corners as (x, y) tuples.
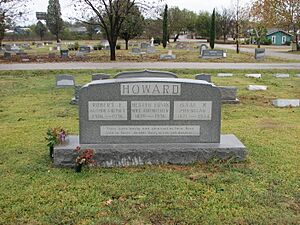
(0, 69), (299, 224)
(1, 40), (299, 63)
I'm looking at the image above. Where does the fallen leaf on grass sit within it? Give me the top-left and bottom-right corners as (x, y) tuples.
(104, 199), (113, 206)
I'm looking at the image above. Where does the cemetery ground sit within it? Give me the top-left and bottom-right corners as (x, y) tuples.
(1, 40), (299, 63)
(0, 69), (299, 224)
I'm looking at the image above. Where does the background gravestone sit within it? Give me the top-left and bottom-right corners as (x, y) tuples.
(131, 48), (144, 54)
(4, 52), (12, 60)
(70, 85), (82, 105)
(195, 74), (211, 82)
(218, 86), (239, 104)
(140, 43), (150, 49)
(92, 73), (110, 81)
(114, 70), (177, 79)
(199, 44), (208, 56)
(146, 46), (156, 54)
(201, 50), (224, 58)
(255, 48), (265, 60)
(79, 46), (91, 53)
(60, 50), (69, 58)
(56, 75), (75, 88)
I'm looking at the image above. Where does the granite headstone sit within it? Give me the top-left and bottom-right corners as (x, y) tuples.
(54, 71), (247, 167)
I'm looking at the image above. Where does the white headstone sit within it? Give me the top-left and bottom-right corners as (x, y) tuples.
(217, 73), (233, 77)
(273, 74), (289, 78)
(247, 85), (267, 91)
(150, 37), (154, 47)
(272, 99), (300, 107)
(296, 74), (300, 78)
(245, 74), (262, 78)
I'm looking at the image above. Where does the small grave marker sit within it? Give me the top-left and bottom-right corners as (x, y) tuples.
(201, 50), (224, 59)
(195, 74), (211, 82)
(218, 86), (239, 104)
(217, 73), (233, 77)
(56, 75), (75, 88)
(273, 74), (289, 78)
(255, 48), (265, 60)
(199, 44), (208, 56)
(247, 85), (267, 91)
(92, 73), (110, 81)
(140, 43), (150, 49)
(60, 50), (69, 58)
(114, 70), (177, 79)
(245, 74), (262, 78)
(4, 52), (12, 60)
(272, 99), (300, 107)
(79, 46), (91, 53)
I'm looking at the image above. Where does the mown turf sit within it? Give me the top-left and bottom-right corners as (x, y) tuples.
(0, 69), (299, 224)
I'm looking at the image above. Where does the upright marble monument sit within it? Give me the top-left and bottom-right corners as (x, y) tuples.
(54, 71), (247, 167)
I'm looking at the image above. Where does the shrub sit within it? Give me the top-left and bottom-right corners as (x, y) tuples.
(74, 42), (79, 50)
(116, 44), (121, 50)
(154, 37), (161, 45)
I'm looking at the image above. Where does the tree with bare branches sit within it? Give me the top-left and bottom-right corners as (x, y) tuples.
(0, 0), (29, 46)
(74, 0), (162, 61)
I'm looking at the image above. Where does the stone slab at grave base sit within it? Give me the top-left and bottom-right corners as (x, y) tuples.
(54, 135), (247, 168)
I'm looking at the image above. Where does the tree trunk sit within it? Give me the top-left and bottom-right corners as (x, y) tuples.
(110, 42), (116, 61)
(173, 34), (180, 42)
(125, 39), (129, 50)
(56, 34), (59, 43)
(296, 32), (299, 51)
(236, 39), (239, 54)
(223, 34), (226, 43)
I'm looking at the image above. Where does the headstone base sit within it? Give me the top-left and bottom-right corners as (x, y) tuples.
(54, 135), (247, 167)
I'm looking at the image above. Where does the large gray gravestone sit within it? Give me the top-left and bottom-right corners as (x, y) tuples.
(195, 74), (211, 83)
(54, 72), (247, 167)
(202, 50), (224, 59)
(56, 75), (75, 88)
(255, 48), (265, 60)
(92, 73), (110, 81)
(115, 70), (177, 79)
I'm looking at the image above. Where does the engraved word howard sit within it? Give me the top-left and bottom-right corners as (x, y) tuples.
(121, 83), (181, 96)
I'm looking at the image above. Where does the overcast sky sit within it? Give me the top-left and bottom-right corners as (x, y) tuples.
(26, 0), (249, 25)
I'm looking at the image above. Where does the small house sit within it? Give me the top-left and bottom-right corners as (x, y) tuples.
(266, 29), (293, 45)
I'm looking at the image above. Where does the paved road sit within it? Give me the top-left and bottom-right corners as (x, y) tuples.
(215, 44), (300, 61)
(1, 62), (300, 70)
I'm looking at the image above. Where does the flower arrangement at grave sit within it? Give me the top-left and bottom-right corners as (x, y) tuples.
(45, 127), (67, 159)
(74, 146), (95, 172)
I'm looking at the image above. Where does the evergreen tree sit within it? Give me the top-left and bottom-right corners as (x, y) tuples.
(162, 4), (168, 49)
(35, 21), (47, 41)
(210, 8), (216, 49)
(46, 0), (63, 42)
